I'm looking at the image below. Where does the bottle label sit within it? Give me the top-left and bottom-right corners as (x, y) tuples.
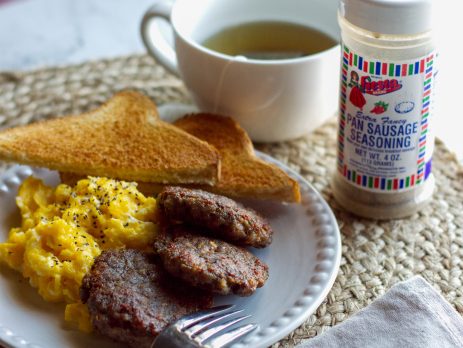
(337, 44), (436, 192)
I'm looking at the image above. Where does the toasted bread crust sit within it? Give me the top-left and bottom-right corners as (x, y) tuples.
(0, 91), (220, 184)
(61, 113), (301, 202)
(174, 114), (301, 203)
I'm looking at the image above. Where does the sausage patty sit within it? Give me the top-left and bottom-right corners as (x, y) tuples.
(154, 226), (269, 296)
(81, 249), (213, 348)
(157, 186), (273, 248)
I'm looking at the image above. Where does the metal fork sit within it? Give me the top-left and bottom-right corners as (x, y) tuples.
(151, 305), (258, 348)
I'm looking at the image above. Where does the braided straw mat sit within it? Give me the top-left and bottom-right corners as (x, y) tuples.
(0, 55), (462, 347)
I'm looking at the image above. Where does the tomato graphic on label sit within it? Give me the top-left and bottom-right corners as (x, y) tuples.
(348, 71), (366, 110)
(370, 101), (389, 114)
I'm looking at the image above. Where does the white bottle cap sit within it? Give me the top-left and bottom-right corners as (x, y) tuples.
(340, 0), (433, 35)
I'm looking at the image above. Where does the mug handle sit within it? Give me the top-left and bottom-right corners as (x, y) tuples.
(140, 0), (179, 76)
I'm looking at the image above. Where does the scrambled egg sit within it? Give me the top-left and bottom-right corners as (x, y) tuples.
(0, 176), (157, 332)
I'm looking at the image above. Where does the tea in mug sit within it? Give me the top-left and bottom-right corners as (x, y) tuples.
(202, 21), (337, 60)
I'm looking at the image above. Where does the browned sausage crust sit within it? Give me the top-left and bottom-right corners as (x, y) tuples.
(154, 225), (269, 296)
(81, 249), (213, 348)
(157, 186), (273, 248)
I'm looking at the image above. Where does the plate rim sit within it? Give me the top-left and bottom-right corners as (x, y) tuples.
(241, 151), (341, 348)
(0, 157), (341, 348)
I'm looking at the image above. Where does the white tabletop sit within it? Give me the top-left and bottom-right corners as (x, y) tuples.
(0, 0), (462, 159)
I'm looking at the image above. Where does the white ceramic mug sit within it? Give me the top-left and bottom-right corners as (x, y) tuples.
(141, 0), (340, 142)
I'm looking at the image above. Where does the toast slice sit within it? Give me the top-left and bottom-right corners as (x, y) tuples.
(59, 112), (301, 202)
(0, 91), (220, 184)
(174, 114), (301, 203)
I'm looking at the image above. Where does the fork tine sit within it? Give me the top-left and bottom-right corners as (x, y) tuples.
(175, 305), (235, 330)
(207, 323), (258, 348)
(194, 315), (251, 344)
(184, 309), (244, 336)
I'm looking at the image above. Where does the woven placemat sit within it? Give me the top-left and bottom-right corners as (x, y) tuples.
(1, 55), (462, 347)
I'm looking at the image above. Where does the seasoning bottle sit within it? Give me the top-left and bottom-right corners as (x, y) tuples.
(332, 0), (436, 219)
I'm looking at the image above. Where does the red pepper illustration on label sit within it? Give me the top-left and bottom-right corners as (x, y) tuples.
(370, 101), (389, 114)
(348, 71), (366, 110)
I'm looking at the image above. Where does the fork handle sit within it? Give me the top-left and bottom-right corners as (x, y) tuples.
(151, 331), (200, 348)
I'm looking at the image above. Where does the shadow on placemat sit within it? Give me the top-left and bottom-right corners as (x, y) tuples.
(1, 55), (463, 347)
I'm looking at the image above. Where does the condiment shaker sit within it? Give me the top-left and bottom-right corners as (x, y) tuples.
(332, 0), (436, 219)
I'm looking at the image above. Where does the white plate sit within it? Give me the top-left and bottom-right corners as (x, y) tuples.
(0, 157), (341, 348)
